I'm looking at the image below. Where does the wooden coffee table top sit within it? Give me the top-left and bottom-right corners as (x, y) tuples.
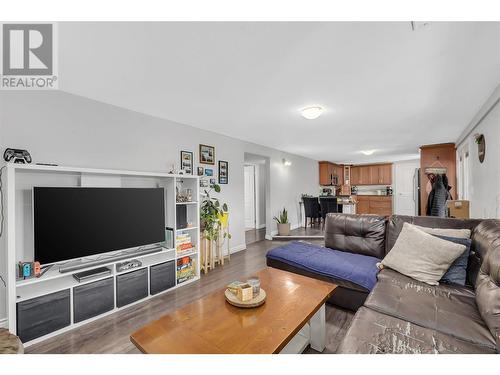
(130, 267), (336, 354)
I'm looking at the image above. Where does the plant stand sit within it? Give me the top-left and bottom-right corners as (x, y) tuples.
(200, 235), (214, 274)
(200, 222), (230, 273)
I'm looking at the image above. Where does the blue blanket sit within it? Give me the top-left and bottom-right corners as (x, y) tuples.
(266, 241), (380, 291)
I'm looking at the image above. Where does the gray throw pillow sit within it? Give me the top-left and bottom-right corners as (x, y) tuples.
(381, 223), (466, 285)
(414, 224), (471, 239)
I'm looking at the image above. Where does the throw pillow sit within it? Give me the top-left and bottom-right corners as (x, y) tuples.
(381, 222), (466, 285)
(434, 235), (472, 286)
(414, 224), (471, 239)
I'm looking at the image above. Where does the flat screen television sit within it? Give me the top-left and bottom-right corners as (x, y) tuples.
(33, 187), (166, 265)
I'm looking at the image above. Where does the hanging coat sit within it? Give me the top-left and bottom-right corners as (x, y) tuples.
(427, 174), (449, 217)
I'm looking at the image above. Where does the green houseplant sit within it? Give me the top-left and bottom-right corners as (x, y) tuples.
(200, 184), (231, 241)
(274, 207), (290, 236)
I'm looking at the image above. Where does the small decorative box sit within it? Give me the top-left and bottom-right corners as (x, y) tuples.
(236, 283), (253, 302)
(227, 281), (245, 295)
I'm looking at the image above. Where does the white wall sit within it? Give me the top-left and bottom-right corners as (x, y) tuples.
(0, 91), (319, 320)
(456, 84), (500, 219)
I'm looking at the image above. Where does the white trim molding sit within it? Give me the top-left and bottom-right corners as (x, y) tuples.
(0, 318), (7, 329)
(230, 244), (246, 254)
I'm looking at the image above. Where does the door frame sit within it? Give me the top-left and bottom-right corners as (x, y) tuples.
(244, 164), (257, 229)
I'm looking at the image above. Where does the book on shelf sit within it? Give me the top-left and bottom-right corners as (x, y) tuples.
(177, 243), (194, 251)
(177, 275), (195, 284)
(176, 256), (196, 284)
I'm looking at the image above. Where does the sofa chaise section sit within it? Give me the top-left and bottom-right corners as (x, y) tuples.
(266, 214), (386, 310)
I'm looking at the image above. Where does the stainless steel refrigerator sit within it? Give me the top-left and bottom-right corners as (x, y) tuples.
(414, 168), (421, 216)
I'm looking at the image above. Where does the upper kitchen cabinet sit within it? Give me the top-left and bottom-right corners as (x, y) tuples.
(360, 166), (372, 184)
(319, 161), (343, 185)
(350, 163), (393, 185)
(377, 164), (392, 185)
(321, 162), (392, 186)
(319, 161), (332, 185)
(350, 166), (360, 185)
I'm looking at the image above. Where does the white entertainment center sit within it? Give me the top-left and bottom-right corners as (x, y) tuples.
(5, 163), (200, 346)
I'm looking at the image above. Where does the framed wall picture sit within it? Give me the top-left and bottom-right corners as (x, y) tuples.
(200, 179), (209, 187)
(180, 150), (193, 175)
(218, 160), (228, 184)
(197, 166), (204, 176)
(209, 178), (216, 187)
(199, 144), (215, 165)
(205, 168), (213, 177)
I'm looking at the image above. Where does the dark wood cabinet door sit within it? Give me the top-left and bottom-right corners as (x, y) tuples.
(360, 166), (371, 185)
(356, 197), (370, 214)
(350, 166), (360, 185)
(319, 162), (331, 185)
(378, 164), (392, 185)
(336, 165), (344, 184)
(369, 166), (379, 184)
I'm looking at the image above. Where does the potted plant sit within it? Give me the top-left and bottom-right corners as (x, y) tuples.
(274, 207), (290, 236)
(200, 184), (231, 241)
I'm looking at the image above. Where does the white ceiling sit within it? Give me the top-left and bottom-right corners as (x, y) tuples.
(59, 22), (500, 163)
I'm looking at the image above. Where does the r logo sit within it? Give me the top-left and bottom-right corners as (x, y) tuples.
(2, 24), (53, 76)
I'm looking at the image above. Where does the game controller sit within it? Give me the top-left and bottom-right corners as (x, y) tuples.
(3, 148), (32, 164)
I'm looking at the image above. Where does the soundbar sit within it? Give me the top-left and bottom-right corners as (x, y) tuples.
(58, 246), (164, 273)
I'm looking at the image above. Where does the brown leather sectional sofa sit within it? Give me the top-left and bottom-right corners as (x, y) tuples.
(268, 214), (500, 354)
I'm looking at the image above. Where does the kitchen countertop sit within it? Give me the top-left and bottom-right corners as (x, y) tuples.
(354, 194), (392, 197)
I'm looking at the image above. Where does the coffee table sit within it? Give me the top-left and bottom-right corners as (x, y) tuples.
(130, 267), (336, 354)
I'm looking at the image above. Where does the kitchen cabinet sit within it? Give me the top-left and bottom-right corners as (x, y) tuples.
(377, 164), (392, 185)
(319, 162), (343, 186)
(350, 164), (392, 185)
(321, 162), (392, 186)
(360, 166), (371, 184)
(319, 162), (331, 185)
(356, 196), (370, 214)
(350, 166), (360, 185)
(355, 196), (392, 216)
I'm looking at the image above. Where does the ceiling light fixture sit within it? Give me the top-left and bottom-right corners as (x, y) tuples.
(360, 150), (376, 156)
(282, 158), (292, 167)
(300, 106), (324, 120)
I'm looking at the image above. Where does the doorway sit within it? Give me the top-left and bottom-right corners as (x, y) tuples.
(244, 165), (256, 229)
(244, 153), (268, 245)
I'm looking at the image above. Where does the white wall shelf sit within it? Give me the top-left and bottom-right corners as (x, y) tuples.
(5, 163), (200, 346)
(176, 226), (198, 232)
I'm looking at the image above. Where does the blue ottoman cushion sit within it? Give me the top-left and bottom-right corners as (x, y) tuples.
(266, 241), (380, 291)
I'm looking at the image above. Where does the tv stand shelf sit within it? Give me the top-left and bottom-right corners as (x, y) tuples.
(5, 164), (200, 346)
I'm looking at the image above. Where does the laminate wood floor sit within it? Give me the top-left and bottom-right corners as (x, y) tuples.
(26, 238), (354, 354)
(245, 227), (266, 244)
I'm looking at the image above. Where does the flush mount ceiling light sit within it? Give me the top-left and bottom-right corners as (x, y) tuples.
(282, 158), (292, 166)
(300, 106), (324, 120)
(360, 150), (376, 156)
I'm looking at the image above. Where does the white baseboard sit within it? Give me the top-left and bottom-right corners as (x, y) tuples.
(230, 243), (246, 254)
(0, 318), (7, 329)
